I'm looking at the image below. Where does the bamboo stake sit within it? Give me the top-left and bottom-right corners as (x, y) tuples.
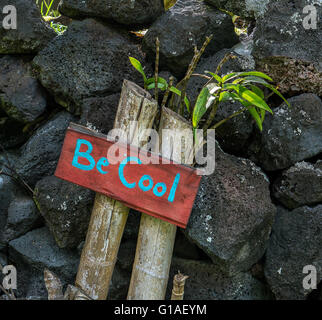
(127, 107), (193, 300)
(171, 272), (189, 300)
(75, 80), (158, 300)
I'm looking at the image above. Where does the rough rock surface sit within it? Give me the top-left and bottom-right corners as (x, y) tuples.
(166, 258), (273, 300)
(143, 0), (239, 76)
(2, 196), (42, 244)
(33, 19), (146, 113)
(79, 93), (120, 135)
(0, 55), (47, 123)
(186, 49), (255, 154)
(264, 205), (322, 300)
(0, 0), (56, 54)
(205, 0), (271, 18)
(16, 112), (74, 187)
(273, 161), (322, 209)
(34, 176), (95, 249)
(253, 1), (322, 67)
(249, 94), (322, 171)
(9, 227), (80, 298)
(59, 0), (165, 28)
(253, 1), (322, 95)
(185, 142), (276, 275)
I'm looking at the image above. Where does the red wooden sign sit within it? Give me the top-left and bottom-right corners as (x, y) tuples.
(55, 123), (202, 228)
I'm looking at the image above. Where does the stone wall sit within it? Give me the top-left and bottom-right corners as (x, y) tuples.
(0, 0), (321, 300)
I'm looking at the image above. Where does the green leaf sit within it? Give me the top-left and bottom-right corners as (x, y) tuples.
(232, 85), (273, 114)
(219, 91), (233, 102)
(265, 84), (290, 107)
(248, 107), (263, 131)
(129, 57), (147, 83)
(222, 72), (237, 83)
(169, 86), (191, 112)
(192, 87), (210, 128)
(249, 85), (265, 99)
(146, 77), (168, 91)
(223, 71), (273, 83)
(241, 76), (290, 107)
(146, 82), (167, 90)
(205, 71), (222, 83)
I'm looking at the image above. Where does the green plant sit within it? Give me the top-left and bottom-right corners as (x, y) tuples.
(129, 37), (289, 144)
(50, 22), (67, 35)
(35, 0), (59, 17)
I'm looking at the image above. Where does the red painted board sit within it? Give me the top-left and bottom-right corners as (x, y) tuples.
(55, 123), (202, 229)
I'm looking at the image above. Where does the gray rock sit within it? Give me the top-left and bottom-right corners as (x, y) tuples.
(185, 142), (276, 275)
(34, 176), (95, 249)
(143, 0), (239, 76)
(253, 1), (322, 67)
(33, 19), (146, 113)
(166, 258), (273, 300)
(250, 94), (322, 171)
(0, 0), (56, 54)
(59, 0), (165, 28)
(264, 205), (322, 300)
(79, 93), (120, 135)
(205, 0), (271, 19)
(273, 161), (322, 209)
(16, 111), (74, 187)
(252, 1), (322, 95)
(186, 49), (255, 153)
(2, 196), (42, 244)
(9, 227), (80, 282)
(0, 55), (47, 123)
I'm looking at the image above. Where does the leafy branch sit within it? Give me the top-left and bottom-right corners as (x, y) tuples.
(129, 36), (289, 160)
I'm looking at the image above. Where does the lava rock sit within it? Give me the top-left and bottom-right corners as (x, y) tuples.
(185, 142), (276, 275)
(166, 258), (273, 300)
(9, 227), (80, 285)
(264, 205), (322, 300)
(33, 19), (146, 113)
(253, 1), (321, 67)
(143, 0), (239, 76)
(2, 196), (42, 244)
(249, 94), (322, 171)
(0, 0), (56, 54)
(0, 55), (47, 123)
(205, 0), (271, 19)
(34, 176), (95, 249)
(252, 1), (322, 95)
(79, 93), (120, 135)
(273, 161), (322, 209)
(15, 112), (74, 187)
(186, 49), (255, 154)
(59, 0), (165, 28)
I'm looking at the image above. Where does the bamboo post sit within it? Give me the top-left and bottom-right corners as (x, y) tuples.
(75, 80), (158, 300)
(127, 107), (193, 300)
(171, 272), (189, 300)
